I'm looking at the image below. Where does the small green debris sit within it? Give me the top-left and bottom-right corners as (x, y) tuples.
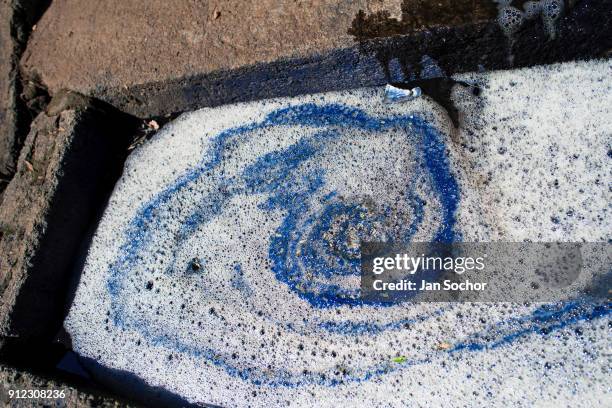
(392, 356), (407, 363)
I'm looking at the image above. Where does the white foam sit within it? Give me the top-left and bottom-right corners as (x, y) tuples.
(66, 59), (611, 407)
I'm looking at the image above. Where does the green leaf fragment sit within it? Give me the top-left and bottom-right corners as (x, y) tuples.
(392, 356), (407, 363)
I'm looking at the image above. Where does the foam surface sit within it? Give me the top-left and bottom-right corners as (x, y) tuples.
(66, 59), (611, 407)
(495, 0), (563, 38)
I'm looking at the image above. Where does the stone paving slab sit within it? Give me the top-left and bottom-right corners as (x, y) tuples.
(0, 91), (138, 346)
(19, 1), (612, 119)
(0, 0), (19, 178)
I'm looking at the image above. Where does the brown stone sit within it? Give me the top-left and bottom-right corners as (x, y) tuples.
(0, 91), (139, 345)
(19, 0), (611, 120)
(18, 0), (497, 118)
(20, 0), (379, 95)
(0, 0), (50, 182)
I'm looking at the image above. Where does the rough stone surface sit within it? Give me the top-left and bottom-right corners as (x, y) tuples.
(0, 364), (134, 407)
(19, 1), (612, 119)
(0, 0), (21, 178)
(19, 0), (390, 91)
(0, 0), (50, 184)
(19, 0), (502, 118)
(0, 91), (139, 346)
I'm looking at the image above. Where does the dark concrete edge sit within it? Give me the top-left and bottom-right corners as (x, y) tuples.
(87, 0), (611, 119)
(1, 95), (140, 344)
(0, 93), (144, 406)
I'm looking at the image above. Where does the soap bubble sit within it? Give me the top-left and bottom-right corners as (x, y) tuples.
(542, 0), (564, 39)
(498, 6), (525, 36)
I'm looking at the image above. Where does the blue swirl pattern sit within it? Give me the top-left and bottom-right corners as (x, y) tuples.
(88, 101), (608, 400)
